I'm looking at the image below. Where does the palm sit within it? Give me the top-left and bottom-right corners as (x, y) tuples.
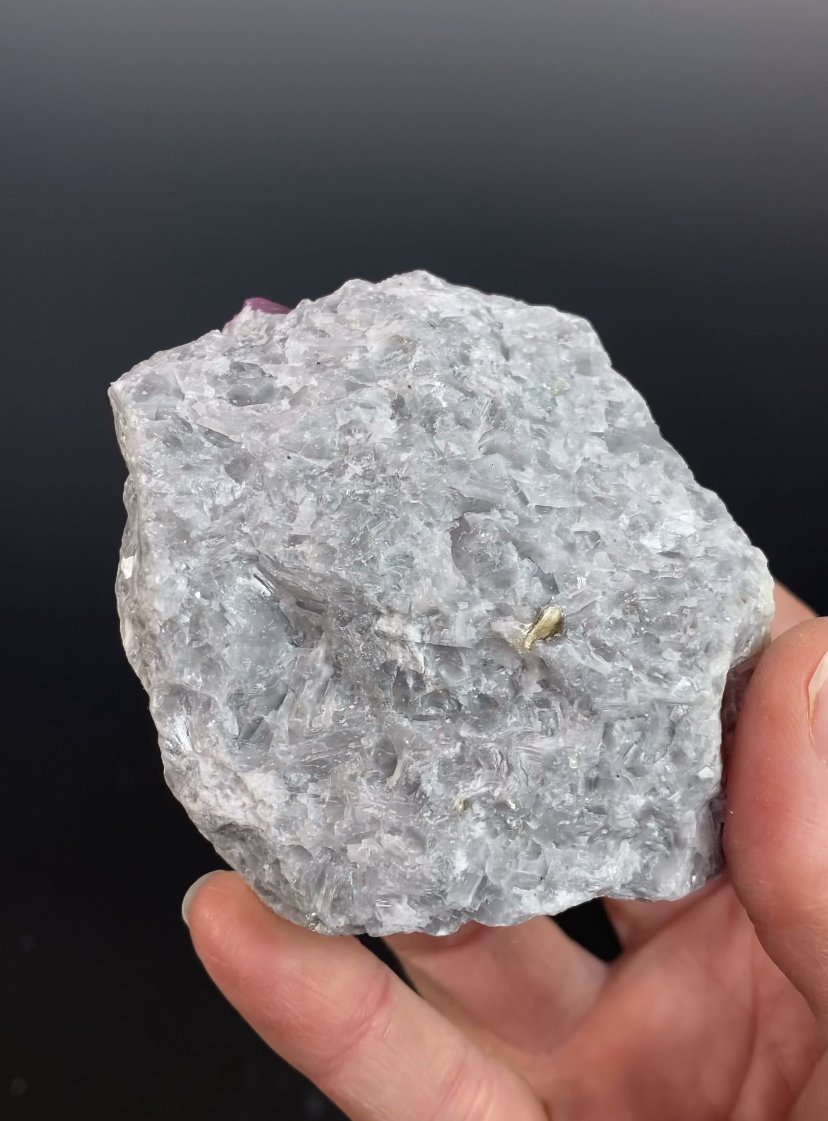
(600, 885), (823, 1120)
(586, 884), (821, 1119)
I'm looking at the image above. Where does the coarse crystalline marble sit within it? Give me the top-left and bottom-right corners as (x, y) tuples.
(110, 271), (773, 936)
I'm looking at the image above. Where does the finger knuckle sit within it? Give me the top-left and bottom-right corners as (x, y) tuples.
(427, 1048), (495, 1121)
(311, 966), (396, 1083)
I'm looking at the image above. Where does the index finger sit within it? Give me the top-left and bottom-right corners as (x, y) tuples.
(185, 872), (546, 1121)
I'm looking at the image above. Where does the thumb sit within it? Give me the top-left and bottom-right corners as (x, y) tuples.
(726, 617), (828, 1026)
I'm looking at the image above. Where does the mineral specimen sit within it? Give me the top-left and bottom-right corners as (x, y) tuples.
(110, 271), (773, 936)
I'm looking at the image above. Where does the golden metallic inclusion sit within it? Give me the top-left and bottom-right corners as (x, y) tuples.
(521, 604), (565, 651)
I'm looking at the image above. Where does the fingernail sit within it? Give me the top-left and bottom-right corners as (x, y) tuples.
(181, 871), (223, 927)
(808, 650), (828, 756)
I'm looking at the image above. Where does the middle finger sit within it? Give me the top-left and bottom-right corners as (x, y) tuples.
(387, 916), (605, 1063)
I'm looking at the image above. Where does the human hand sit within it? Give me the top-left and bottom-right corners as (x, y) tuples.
(183, 585), (828, 1120)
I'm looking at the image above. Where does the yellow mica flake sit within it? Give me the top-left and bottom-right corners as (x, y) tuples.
(521, 604), (565, 651)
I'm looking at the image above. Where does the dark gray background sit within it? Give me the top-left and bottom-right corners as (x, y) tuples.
(3, 1), (827, 1118)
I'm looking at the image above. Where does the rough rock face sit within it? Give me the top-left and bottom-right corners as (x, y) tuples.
(110, 271), (773, 935)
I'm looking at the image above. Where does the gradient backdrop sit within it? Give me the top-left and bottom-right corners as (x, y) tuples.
(3, 1), (827, 1118)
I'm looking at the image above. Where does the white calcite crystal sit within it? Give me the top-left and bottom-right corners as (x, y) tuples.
(110, 271), (773, 935)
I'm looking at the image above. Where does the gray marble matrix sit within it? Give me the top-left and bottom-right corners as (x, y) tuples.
(110, 271), (773, 935)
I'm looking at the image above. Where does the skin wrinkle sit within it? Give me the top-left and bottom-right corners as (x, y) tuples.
(422, 1045), (495, 1121)
(743, 942), (805, 1110)
(308, 968), (397, 1085)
